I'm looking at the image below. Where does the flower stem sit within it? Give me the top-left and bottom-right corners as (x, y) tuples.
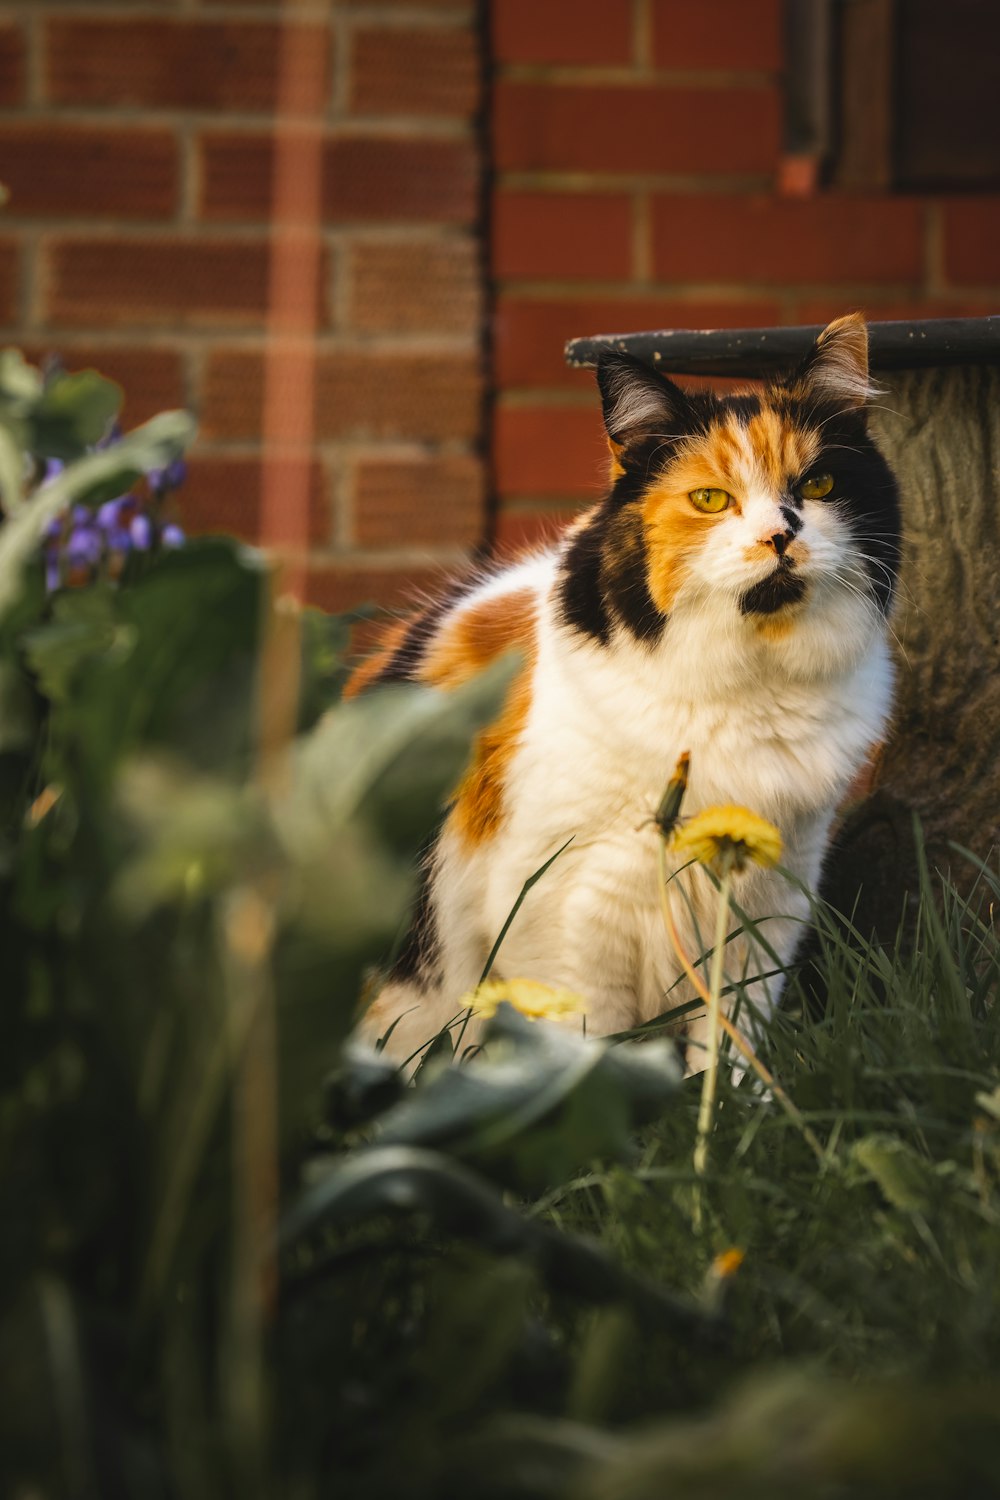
(694, 867), (732, 1181)
(656, 841), (824, 1162)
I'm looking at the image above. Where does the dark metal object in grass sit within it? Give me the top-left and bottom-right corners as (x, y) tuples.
(279, 1144), (718, 1341)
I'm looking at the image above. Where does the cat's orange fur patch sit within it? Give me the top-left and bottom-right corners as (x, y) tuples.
(746, 410), (817, 489)
(641, 498), (706, 614)
(640, 439), (733, 613)
(342, 616), (413, 699)
(420, 588), (536, 690)
(451, 670), (533, 848)
(752, 613), (798, 642)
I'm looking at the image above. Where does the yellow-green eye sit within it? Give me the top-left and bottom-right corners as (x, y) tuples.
(689, 487), (731, 514)
(798, 471), (834, 500)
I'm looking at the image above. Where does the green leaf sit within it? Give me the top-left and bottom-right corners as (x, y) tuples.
(280, 654), (519, 860)
(31, 369), (123, 461)
(38, 540), (265, 796)
(376, 1004), (682, 1192)
(853, 1133), (936, 1213)
(110, 757), (275, 920)
(22, 586), (118, 704)
(0, 418), (25, 512)
(0, 657), (36, 753)
(0, 348), (42, 408)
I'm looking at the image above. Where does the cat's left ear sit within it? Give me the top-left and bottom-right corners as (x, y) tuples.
(595, 349), (691, 451)
(789, 312), (879, 410)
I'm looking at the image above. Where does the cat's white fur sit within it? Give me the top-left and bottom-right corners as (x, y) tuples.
(362, 320), (896, 1067)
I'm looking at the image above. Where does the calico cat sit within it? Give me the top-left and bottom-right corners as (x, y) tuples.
(347, 313), (901, 1066)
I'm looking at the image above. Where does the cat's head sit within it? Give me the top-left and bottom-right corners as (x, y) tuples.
(589, 314), (900, 642)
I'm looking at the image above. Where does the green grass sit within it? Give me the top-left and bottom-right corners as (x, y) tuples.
(540, 847), (1000, 1395)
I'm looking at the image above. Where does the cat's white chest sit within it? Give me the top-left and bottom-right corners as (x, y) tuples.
(478, 604), (890, 1011)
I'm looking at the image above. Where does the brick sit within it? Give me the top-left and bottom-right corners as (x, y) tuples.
(326, 136), (477, 226)
(347, 237), (481, 334)
(353, 453), (485, 548)
(494, 503), (581, 554)
(22, 345), (185, 428)
(202, 348), (482, 443)
(494, 404), (609, 497)
(0, 22), (26, 106)
(350, 26), (480, 118)
(303, 562), (455, 618)
(44, 19), (331, 111)
(943, 201), (1000, 285)
(199, 132), (478, 225)
(493, 190), (633, 280)
(340, 0), (470, 8)
(0, 239), (19, 325)
(320, 350), (483, 443)
(181, 454), (328, 546)
(795, 297), (1000, 327)
(42, 237), (310, 330)
(652, 0), (782, 71)
(494, 81), (781, 174)
(492, 0), (632, 65)
(494, 295), (785, 389)
(651, 195), (923, 284)
(0, 125), (176, 221)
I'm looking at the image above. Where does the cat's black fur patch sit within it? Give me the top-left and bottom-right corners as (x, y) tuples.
(725, 391), (763, 424)
(795, 403), (902, 614)
(558, 497), (666, 645)
(367, 573), (481, 687)
(558, 506), (614, 644)
(391, 852), (441, 986)
(601, 506), (665, 642)
(740, 564), (807, 616)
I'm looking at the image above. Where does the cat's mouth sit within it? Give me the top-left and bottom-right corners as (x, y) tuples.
(739, 561), (808, 616)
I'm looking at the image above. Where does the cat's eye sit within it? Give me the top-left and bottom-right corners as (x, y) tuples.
(798, 471), (834, 500)
(689, 487), (731, 514)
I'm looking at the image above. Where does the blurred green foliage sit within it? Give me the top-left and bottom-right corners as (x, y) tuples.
(2, 351), (1000, 1500)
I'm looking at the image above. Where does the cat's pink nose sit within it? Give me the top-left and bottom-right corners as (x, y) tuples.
(761, 529), (792, 557)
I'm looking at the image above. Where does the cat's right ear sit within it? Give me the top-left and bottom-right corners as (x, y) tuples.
(595, 350), (690, 453)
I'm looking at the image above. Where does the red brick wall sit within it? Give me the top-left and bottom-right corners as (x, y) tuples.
(490, 0), (1000, 552)
(3, 2), (999, 614)
(2, 0), (486, 613)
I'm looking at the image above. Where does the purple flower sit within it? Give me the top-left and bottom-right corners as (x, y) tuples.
(148, 458), (187, 494)
(97, 495), (137, 533)
(161, 523), (185, 549)
(61, 524), (103, 586)
(65, 525), (102, 570)
(39, 458), (65, 488)
(45, 552), (62, 592)
(130, 513), (153, 550)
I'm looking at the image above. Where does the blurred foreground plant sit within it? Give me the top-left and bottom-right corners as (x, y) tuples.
(0, 350), (705, 1500)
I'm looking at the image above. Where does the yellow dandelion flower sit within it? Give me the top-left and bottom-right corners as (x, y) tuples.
(465, 977), (588, 1023)
(671, 804), (782, 874)
(712, 1247), (746, 1280)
